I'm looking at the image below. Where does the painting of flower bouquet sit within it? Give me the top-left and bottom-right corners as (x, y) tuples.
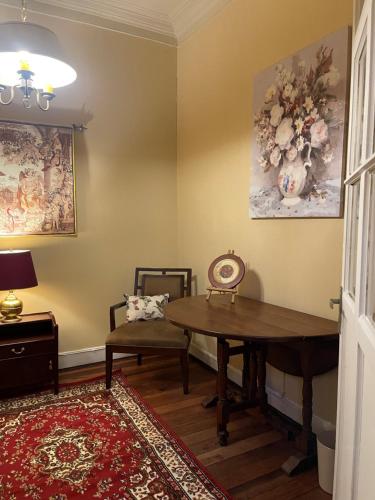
(250, 28), (350, 218)
(0, 121), (75, 235)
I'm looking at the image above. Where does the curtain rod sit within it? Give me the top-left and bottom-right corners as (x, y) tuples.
(0, 119), (88, 131)
(72, 124), (87, 132)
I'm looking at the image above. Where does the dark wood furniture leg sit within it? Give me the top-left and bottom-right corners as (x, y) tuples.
(282, 342), (317, 476)
(217, 338), (230, 446)
(201, 393), (219, 408)
(137, 354), (142, 366)
(241, 342), (251, 401)
(53, 351), (59, 395)
(180, 351), (189, 395)
(106, 345), (113, 390)
(202, 342), (250, 409)
(298, 343), (316, 455)
(201, 354), (224, 408)
(258, 343), (268, 414)
(250, 345), (258, 403)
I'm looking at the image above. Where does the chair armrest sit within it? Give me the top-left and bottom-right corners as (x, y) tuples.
(109, 301), (127, 332)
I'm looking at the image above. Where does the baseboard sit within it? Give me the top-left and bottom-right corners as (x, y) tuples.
(189, 342), (335, 434)
(59, 346), (129, 369)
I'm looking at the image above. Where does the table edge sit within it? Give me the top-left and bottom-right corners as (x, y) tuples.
(166, 295), (339, 342)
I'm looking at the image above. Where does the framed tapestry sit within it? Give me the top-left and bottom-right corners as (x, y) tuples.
(250, 27), (350, 218)
(0, 121), (76, 235)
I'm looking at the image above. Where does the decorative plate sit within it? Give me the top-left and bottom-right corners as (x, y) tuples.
(208, 253), (245, 289)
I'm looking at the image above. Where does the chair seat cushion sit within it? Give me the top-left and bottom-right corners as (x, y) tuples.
(106, 319), (189, 349)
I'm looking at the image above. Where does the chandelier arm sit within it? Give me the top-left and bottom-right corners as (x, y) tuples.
(21, 0), (27, 23)
(36, 89), (50, 111)
(23, 96), (32, 108)
(0, 86), (15, 105)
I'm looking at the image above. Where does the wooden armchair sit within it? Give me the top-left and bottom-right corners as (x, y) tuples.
(105, 267), (192, 393)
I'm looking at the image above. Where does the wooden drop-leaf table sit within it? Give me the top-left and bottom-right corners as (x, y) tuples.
(165, 294), (339, 475)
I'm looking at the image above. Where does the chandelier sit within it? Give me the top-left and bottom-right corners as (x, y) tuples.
(0, 0), (77, 111)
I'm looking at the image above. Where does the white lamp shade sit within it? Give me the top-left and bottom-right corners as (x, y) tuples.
(0, 22), (76, 89)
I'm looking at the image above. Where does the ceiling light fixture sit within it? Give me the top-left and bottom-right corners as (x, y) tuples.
(0, 0), (77, 111)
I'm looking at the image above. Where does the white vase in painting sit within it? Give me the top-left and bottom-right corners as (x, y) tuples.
(277, 142), (312, 206)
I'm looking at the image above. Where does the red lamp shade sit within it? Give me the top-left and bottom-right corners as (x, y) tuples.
(0, 250), (38, 291)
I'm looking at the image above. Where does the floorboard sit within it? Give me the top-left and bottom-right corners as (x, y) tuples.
(59, 355), (332, 500)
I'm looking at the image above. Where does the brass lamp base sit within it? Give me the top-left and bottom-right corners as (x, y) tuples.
(0, 290), (23, 323)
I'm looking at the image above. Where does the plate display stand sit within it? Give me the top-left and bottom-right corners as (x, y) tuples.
(206, 250), (245, 304)
(206, 286), (238, 304)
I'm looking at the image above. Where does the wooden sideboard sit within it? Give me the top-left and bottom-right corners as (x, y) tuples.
(0, 312), (59, 396)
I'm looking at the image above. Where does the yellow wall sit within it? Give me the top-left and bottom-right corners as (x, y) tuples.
(0, 0), (351, 425)
(0, 6), (178, 352)
(177, 0), (352, 424)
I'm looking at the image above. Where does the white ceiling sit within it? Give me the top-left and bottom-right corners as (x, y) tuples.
(0, 0), (232, 45)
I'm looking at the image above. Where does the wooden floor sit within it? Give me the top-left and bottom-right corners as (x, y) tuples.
(60, 355), (332, 500)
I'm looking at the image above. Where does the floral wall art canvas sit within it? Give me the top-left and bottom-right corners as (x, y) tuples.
(0, 121), (75, 235)
(250, 28), (350, 218)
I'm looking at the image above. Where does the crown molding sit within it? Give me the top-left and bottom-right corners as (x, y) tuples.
(0, 0), (232, 46)
(0, 0), (177, 45)
(170, 0), (231, 43)
(36, 0), (175, 37)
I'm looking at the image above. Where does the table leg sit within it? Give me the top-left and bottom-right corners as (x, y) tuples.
(201, 394), (219, 408)
(217, 338), (230, 446)
(282, 342), (316, 476)
(250, 346), (258, 403)
(242, 342), (251, 401)
(201, 363), (219, 408)
(202, 342), (248, 409)
(257, 343), (268, 414)
(297, 343), (316, 456)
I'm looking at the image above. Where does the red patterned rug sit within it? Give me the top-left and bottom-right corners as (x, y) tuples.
(0, 373), (230, 499)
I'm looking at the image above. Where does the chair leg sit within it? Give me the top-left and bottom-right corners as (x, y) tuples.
(137, 354), (142, 366)
(106, 345), (113, 389)
(180, 351), (189, 395)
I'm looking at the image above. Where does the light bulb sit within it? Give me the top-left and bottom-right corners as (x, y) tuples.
(43, 83), (54, 94)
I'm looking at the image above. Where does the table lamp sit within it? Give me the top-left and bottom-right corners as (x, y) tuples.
(0, 250), (38, 323)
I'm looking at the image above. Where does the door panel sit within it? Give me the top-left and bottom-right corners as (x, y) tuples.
(347, 182), (361, 297)
(355, 353), (375, 499)
(353, 42), (367, 167)
(365, 170), (375, 323)
(351, 345), (364, 500)
(334, 307), (358, 498)
(334, 0), (375, 498)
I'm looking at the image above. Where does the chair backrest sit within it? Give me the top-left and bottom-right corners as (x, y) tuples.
(134, 267), (192, 302)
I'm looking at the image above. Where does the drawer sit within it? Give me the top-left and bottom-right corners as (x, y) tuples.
(0, 340), (55, 360)
(0, 354), (54, 391)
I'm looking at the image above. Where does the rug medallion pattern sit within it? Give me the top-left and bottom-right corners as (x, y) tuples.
(0, 374), (229, 499)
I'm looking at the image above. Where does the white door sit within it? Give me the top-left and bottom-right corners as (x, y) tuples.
(334, 0), (375, 498)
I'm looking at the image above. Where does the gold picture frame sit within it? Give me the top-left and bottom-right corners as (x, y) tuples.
(0, 120), (76, 236)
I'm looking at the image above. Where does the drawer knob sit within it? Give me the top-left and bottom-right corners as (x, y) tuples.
(11, 347), (25, 355)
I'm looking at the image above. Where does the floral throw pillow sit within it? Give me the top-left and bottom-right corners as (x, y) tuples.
(125, 294), (169, 322)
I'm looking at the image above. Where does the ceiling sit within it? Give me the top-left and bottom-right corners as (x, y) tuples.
(0, 0), (232, 45)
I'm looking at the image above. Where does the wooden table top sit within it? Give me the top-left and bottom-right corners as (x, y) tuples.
(165, 295), (338, 342)
(0, 312), (54, 327)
